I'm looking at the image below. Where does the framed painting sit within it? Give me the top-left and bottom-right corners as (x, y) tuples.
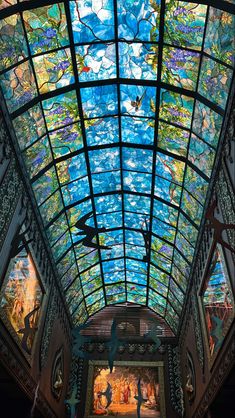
(0, 243), (44, 359)
(200, 244), (234, 366)
(84, 360), (166, 418)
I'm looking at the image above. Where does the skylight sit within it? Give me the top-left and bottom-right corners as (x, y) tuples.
(0, 0), (234, 333)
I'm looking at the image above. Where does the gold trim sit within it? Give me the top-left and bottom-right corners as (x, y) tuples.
(84, 360), (166, 418)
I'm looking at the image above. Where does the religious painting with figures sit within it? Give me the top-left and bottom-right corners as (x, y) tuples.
(85, 361), (166, 418)
(0, 246), (43, 355)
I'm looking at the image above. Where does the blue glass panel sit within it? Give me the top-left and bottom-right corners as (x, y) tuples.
(122, 147), (153, 172)
(123, 171), (152, 194)
(121, 84), (156, 117)
(92, 170), (121, 193)
(153, 200), (178, 226)
(89, 147), (120, 173)
(155, 176), (182, 206)
(124, 194), (151, 214)
(81, 84), (118, 117)
(119, 42), (158, 80)
(85, 117), (119, 146)
(125, 212), (149, 229)
(76, 43), (116, 81)
(70, 0), (115, 43)
(102, 259), (125, 274)
(118, 0), (160, 41)
(62, 176), (90, 205)
(121, 116), (154, 145)
(104, 270), (125, 284)
(125, 244), (146, 260)
(97, 210), (122, 231)
(95, 194), (122, 214)
(125, 230), (145, 247)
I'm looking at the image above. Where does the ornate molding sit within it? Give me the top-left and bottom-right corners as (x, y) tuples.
(168, 345), (184, 417)
(0, 158), (23, 253)
(223, 97), (235, 164)
(191, 293), (204, 371)
(82, 341), (169, 356)
(40, 290), (57, 370)
(193, 332), (235, 418)
(0, 112), (11, 165)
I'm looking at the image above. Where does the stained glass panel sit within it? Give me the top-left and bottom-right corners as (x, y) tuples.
(0, 0), (233, 330)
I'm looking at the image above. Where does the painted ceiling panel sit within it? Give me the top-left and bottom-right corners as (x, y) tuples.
(0, 0), (234, 333)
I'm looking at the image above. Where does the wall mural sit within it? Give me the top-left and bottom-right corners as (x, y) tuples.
(0, 245), (43, 355)
(84, 361), (166, 418)
(201, 245), (234, 363)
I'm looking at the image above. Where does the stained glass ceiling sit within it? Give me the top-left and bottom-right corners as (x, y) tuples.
(0, 0), (234, 333)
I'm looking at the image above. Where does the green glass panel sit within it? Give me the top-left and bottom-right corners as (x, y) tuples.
(42, 90), (79, 131)
(13, 104), (46, 149)
(199, 56), (233, 109)
(33, 48), (74, 94)
(0, 60), (37, 113)
(23, 136), (52, 178)
(159, 89), (194, 128)
(165, 1), (207, 50)
(24, 3), (69, 55)
(162, 46), (200, 90)
(204, 8), (235, 66)
(158, 121), (189, 157)
(0, 13), (28, 71)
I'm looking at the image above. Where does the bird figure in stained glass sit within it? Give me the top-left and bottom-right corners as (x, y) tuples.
(134, 378), (147, 418)
(65, 385), (79, 418)
(74, 211), (111, 250)
(72, 321), (92, 358)
(17, 306), (40, 354)
(143, 319), (161, 351)
(100, 382), (112, 408)
(131, 91), (145, 112)
(107, 319), (121, 373)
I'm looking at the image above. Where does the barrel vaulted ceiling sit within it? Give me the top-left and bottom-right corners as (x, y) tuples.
(0, 0), (234, 333)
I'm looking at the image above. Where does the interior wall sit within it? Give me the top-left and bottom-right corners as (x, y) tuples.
(0, 107), (72, 417)
(178, 97), (235, 418)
